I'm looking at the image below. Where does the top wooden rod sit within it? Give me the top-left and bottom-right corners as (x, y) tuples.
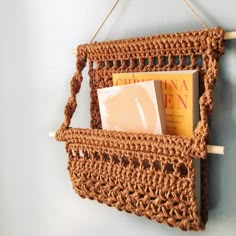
(224, 31), (236, 40)
(71, 31), (236, 54)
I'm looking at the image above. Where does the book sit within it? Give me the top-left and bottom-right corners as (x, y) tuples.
(113, 70), (200, 214)
(113, 70), (199, 138)
(97, 80), (166, 135)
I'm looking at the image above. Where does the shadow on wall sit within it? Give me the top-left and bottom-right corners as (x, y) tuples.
(208, 40), (236, 214)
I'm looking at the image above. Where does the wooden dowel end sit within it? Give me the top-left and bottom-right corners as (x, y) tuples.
(207, 145), (224, 155)
(49, 132), (56, 137)
(224, 31), (236, 40)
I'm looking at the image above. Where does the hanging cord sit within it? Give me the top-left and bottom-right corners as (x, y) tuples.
(90, 0), (209, 43)
(90, 0), (120, 43)
(182, 0), (209, 29)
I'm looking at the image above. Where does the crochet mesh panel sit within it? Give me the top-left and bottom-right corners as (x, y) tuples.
(56, 27), (224, 231)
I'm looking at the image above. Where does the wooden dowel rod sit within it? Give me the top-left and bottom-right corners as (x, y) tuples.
(49, 132), (224, 155)
(49, 132), (56, 137)
(224, 31), (236, 40)
(207, 145), (224, 155)
(70, 31), (236, 54)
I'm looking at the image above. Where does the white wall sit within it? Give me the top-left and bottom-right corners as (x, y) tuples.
(1, 0), (236, 235)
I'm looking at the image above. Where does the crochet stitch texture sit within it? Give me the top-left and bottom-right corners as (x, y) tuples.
(56, 27), (224, 231)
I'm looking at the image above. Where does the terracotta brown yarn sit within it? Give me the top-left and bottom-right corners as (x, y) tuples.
(55, 27), (224, 231)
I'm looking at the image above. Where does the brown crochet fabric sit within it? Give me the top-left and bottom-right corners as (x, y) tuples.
(55, 27), (224, 231)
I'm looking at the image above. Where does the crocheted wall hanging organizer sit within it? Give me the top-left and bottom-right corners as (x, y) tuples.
(55, 26), (225, 231)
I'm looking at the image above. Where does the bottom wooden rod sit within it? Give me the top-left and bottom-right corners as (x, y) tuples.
(49, 132), (224, 155)
(207, 145), (224, 155)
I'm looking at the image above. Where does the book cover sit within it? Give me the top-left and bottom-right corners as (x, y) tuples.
(113, 70), (199, 138)
(113, 70), (200, 214)
(97, 80), (166, 135)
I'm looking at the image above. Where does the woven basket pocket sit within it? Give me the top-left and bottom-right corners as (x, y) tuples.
(55, 27), (224, 231)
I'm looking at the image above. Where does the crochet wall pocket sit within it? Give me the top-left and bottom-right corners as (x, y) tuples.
(55, 27), (224, 231)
